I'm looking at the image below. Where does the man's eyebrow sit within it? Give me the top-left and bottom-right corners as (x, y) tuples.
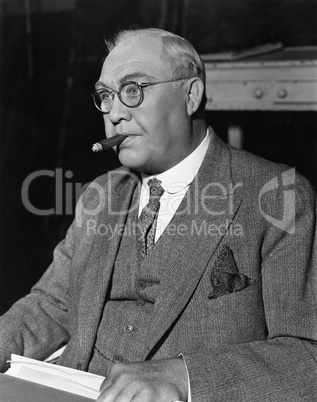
(95, 81), (110, 90)
(95, 80), (117, 91)
(118, 73), (156, 84)
(95, 73), (157, 91)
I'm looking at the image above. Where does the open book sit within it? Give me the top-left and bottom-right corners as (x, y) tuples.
(5, 354), (105, 400)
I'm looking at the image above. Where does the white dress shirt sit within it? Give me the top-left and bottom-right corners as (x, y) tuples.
(138, 129), (210, 402)
(138, 129), (210, 242)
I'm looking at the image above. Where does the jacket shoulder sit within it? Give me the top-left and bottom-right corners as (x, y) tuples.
(230, 146), (289, 179)
(229, 145), (315, 193)
(79, 166), (139, 208)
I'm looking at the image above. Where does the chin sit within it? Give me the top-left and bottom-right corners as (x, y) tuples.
(118, 152), (145, 172)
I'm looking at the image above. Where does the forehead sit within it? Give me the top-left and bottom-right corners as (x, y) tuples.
(99, 35), (171, 85)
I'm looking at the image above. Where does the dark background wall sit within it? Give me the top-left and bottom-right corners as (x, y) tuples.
(0, 0), (316, 314)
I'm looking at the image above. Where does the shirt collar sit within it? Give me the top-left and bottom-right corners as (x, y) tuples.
(141, 128), (210, 194)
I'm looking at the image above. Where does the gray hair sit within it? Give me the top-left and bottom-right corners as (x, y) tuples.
(105, 28), (207, 109)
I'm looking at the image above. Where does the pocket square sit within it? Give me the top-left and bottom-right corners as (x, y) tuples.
(208, 245), (252, 299)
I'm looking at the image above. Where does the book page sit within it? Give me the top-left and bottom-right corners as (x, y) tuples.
(5, 354), (104, 400)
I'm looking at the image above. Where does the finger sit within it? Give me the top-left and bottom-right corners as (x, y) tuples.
(97, 384), (120, 402)
(97, 382), (137, 402)
(99, 376), (112, 393)
(96, 387), (116, 402)
(99, 362), (127, 392)
(129, 389), (162, 402)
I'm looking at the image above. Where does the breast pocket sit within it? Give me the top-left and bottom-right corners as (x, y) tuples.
(203, 276), (267, 344)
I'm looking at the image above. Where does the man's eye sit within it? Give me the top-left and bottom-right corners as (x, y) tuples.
(99, 91), (112, 102)
(124, 85), (140, 97)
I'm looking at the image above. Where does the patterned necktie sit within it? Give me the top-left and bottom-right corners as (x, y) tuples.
(137, 177), (164, 260)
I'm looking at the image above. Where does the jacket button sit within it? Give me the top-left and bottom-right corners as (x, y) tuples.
(113, 354), (124, 363)
(137, 280), (146, 290)
(123, 325), (134, 333)
(136, 299), (145, 306)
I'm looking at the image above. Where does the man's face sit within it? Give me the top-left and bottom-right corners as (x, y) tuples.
(96, 35), (196, 175)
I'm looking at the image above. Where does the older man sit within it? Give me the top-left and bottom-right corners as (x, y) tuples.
(0, 28), (316, 402)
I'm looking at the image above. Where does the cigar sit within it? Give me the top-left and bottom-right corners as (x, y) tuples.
(92, 134), (126, 152)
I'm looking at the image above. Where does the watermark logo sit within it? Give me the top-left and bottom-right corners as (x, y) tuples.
(21, 168), (88, 216)
(85, 218), (244, 239)
(20, 167), (297, 236)
(258, 168), (296, 234)
(20, 168), (242, 222)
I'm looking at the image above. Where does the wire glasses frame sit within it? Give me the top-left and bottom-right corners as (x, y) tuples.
(92, 78), (187, 113)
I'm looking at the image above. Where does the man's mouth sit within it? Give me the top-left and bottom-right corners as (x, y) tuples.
(119, 135), (138, 146)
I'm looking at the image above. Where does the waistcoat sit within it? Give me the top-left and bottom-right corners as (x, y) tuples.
(88, 189), (170, 376)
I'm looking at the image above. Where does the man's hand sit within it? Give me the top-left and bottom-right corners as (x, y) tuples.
(96, 357), (188, 402)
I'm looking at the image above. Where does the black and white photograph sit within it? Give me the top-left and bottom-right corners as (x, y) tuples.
(0, 0), (317, 400)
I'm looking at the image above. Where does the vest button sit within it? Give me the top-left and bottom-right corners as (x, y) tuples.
(137, 280), (146, 290)
(123, 325), (134, 333)
(113, 354), (124, 363)
(136, 299), (145, 306)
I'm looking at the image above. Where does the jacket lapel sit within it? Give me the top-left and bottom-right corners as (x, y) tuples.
(145, 131), (243, 355)
(75, 169), (140, 368)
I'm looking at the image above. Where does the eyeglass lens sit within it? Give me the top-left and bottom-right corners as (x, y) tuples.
(94, 82), (142, 112)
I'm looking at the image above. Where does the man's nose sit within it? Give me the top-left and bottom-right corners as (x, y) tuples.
(108, 94), (131, 124)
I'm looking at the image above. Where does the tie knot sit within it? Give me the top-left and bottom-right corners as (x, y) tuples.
(147, 177), (164, 200)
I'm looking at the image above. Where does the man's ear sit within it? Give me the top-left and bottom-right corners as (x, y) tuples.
(185, 77), (205, 116)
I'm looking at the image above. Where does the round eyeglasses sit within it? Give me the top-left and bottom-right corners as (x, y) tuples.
(92, 78), (187, 113)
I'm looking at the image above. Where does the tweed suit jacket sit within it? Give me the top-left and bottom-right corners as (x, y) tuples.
(0, 130), (317, 401)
